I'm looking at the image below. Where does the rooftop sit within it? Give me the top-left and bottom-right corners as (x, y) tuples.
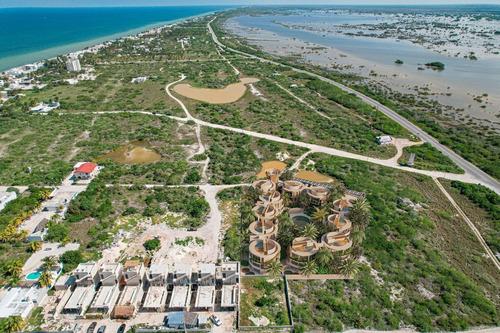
(169, 285), (190, 309)
(74, 162), (98, 174)
(195, 286), (215, 309)
(143, 286), (168, 309)
(221, 284), (239, 308)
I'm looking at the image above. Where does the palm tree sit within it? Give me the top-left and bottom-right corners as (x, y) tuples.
(59, 237), (70, 247)
(28, 241), (42, 253)
(350, 198), (371, 230)
(340, 258), (361, 277)
(277, 230), (296, 250)
(38, 270), (53, 288)
(351, 198), (370, 213)
(41, 256), (58, 270)
(315, 247), (334, 267)
(311, 207), (328, 225)
(281, 191), (292, 208)
(300, 260), (318, 277)
(350, 229), (366, 245)
(265, 259), (283, 277)
(8, 273), (22, 288)
(37, 188), (51, 201)
(278, 212), (294, 229)
(0, 316), (25, 333)
(300, 224), (318, 240)
(5, 259), (23, 276)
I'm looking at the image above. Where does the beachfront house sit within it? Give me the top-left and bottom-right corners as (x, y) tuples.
(73, 162), (99, 180)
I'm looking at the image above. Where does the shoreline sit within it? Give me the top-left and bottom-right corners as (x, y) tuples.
(0, 9), (221, 72)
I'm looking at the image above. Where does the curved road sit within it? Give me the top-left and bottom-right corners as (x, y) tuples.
(207, 18), (500, 195)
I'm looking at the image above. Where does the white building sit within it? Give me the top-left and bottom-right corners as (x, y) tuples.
(171, 263), (191, 286)
(0, 286), (48, 320)
(121, 260), (145, 286)
(66, 58), (81, 72)
(376, 135), (393, 146)
(113, 285), (143, 319)
(147, 264), (168, 286)
(89, 285), (120, 315)
(98, 263), (122, 286)
(63, 286), (95, 315)
(220, 262), (239, 285)
(74, 262), (99, 286)
(142, 286), (168, 312)
(131, 76), (147, 83)
(196, 263), (215, 286)
(0, 190), (17, 212)
(30, 102), (60, 113)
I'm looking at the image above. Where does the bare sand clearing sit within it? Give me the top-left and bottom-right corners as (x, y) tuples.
(295, 170), (334, 183)
(174, 77), (259, 103)
(97, 141), (161, 164)
(257, 161), (287, 178)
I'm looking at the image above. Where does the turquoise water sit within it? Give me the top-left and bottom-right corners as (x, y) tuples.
(0, 6), (233, 71)
(26, 271), (41, 280)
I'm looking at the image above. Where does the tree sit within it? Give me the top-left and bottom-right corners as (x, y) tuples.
(266, 259), (283, 277)
(340, 258), (361, 277)
(144, 238), (161, 251)
(38, 270), (53, 288)
(28, 241), (42, 253)
(280, 170), (295, 181)
(5, 259), (23, 276)
(278, 212), (294, 229)
(60, 250), (83, 273)
(300, 224), (318, 240)
(0, 316), (25, 333)
(296, 191), (312, 209)
(59, 237), (70, 247)
(8, 274), (22, 287)
(315, 247), (334, 267)
(300, 260), (318, 277)
(41, 256), (58, 270)
(350, 198), (371, 230)
(281, 191), (292, 208)
(311, 207), (328, 225)
(350, 229), (366, 245)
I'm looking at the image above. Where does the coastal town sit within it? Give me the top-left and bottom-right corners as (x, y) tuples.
(0, 4), (499, 333)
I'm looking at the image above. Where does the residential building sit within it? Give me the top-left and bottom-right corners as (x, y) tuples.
(120, 260), (145, 286)
(66, 58), (81, 72)
(113, 285), (143, 319)
(146, 264), (168, 286)
(288, 237), (320, 272)
(221, 284), (239, 311)
(282, 180), (305, 198)
(142, 286), (168, 312)
(131, 76), (147, 83)
(169, 285), (191, 310)
(98, 263), (122, 286)
(196, 263), (215, 286)
(307, 186), (330, 205)
(74, 262), (98, 287)
(194, 285), (215, 311)
(171, 263), (191, 286)
(89, 285), (120, 315)
(0, 190), (17, 212)
(220, 262), (239, 285)
(248, 239), (281, 275)
(73, 162), (99, 180)
(26, 218), (49, 242)
(63, 286), (96, 315)
(252, 179), (275, 195)
(376, 135), (393, 146)
(0, 286), (48, 320)
(166, 311), (199, 329)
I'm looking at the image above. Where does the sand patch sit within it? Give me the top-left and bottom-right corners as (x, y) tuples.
(294, 170), (333, 183)
(257, 161), (287, 178)
(174, 77), (259, 104)
(97, 140), (161, 164)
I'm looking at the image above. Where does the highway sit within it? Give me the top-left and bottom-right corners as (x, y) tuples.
(207, 18), (500, 195)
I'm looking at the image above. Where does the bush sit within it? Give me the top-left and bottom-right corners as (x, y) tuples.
(144, 238), (161, 251)
(60, 250), (83, 273)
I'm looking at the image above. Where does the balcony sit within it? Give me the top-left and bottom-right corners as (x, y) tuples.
(249, 220), (278, 241)
(307, 186), (329, 201)
(290, 237), (319, 259)
(327, 214), (351, 233)
(252, 179), (275, 195)
(321, 231), (353, 252)
(282, 180), (305, 197)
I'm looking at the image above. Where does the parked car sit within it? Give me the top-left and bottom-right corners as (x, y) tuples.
(87, 322), (97, 333)
(210, 314), (221, 326)
(188, 227), (198, 231)
(97, 326), (106, 333)
(117, 324), (126, 333)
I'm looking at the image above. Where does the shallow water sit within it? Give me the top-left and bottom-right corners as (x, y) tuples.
(97, 141), (161, 164)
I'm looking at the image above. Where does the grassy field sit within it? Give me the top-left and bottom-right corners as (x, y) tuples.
(398, 143), (464, 174)
(239, 277), (291, 327)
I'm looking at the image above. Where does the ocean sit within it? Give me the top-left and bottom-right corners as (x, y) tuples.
(0, 6), (233, 71)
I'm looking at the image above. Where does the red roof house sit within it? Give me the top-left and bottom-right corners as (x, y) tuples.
(74, 163), (98, 180)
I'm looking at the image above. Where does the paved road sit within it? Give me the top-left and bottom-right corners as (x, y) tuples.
(207, 18), (500, 194)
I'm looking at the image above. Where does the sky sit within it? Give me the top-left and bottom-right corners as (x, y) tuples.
(1, 0), (500, 7)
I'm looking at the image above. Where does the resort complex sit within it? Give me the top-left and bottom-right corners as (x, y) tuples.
(249, 168), (363, 275)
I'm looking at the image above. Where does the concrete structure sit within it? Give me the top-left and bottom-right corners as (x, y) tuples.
(196, 263), (215, 286)
(113, 285), (143, 319)
(376, 135), (393, 146)
(171, 263), (191, 286)
(265, 168), (281, 184)
(194, 285), (215, 311)
(248, 239), (281, 274)
(282, 180), (305, 198)
(252, 179), (275, 195)
(0, 190), (17, 212)
(0, 286), (48, 320)
(26, 218), (49, 242)
(89, 285), (120, 315)
(63, 286), (95, 315)
(131, 76), (147, 83)
(169, 286), (191, 310)
(54, 274), (75, 291)
(30, 102), (60, 113)
(73, 162), (98, 180)
(221, 284), (239, 310)
(66, 58), (81, 72)
(288, 237), (320, 272)
(220, 262), (239, 285)
(142, 286), (168, 312)
(98, 263), (122, 286)
(146, 264), (168, 286)
(74, 262), (98, 287)
(120, 260), (145, 286)
(307, 186), (330, 205)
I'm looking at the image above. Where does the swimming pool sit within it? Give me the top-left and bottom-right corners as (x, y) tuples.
(292, 215), (311, 228)
(26, 271), (41, 280)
